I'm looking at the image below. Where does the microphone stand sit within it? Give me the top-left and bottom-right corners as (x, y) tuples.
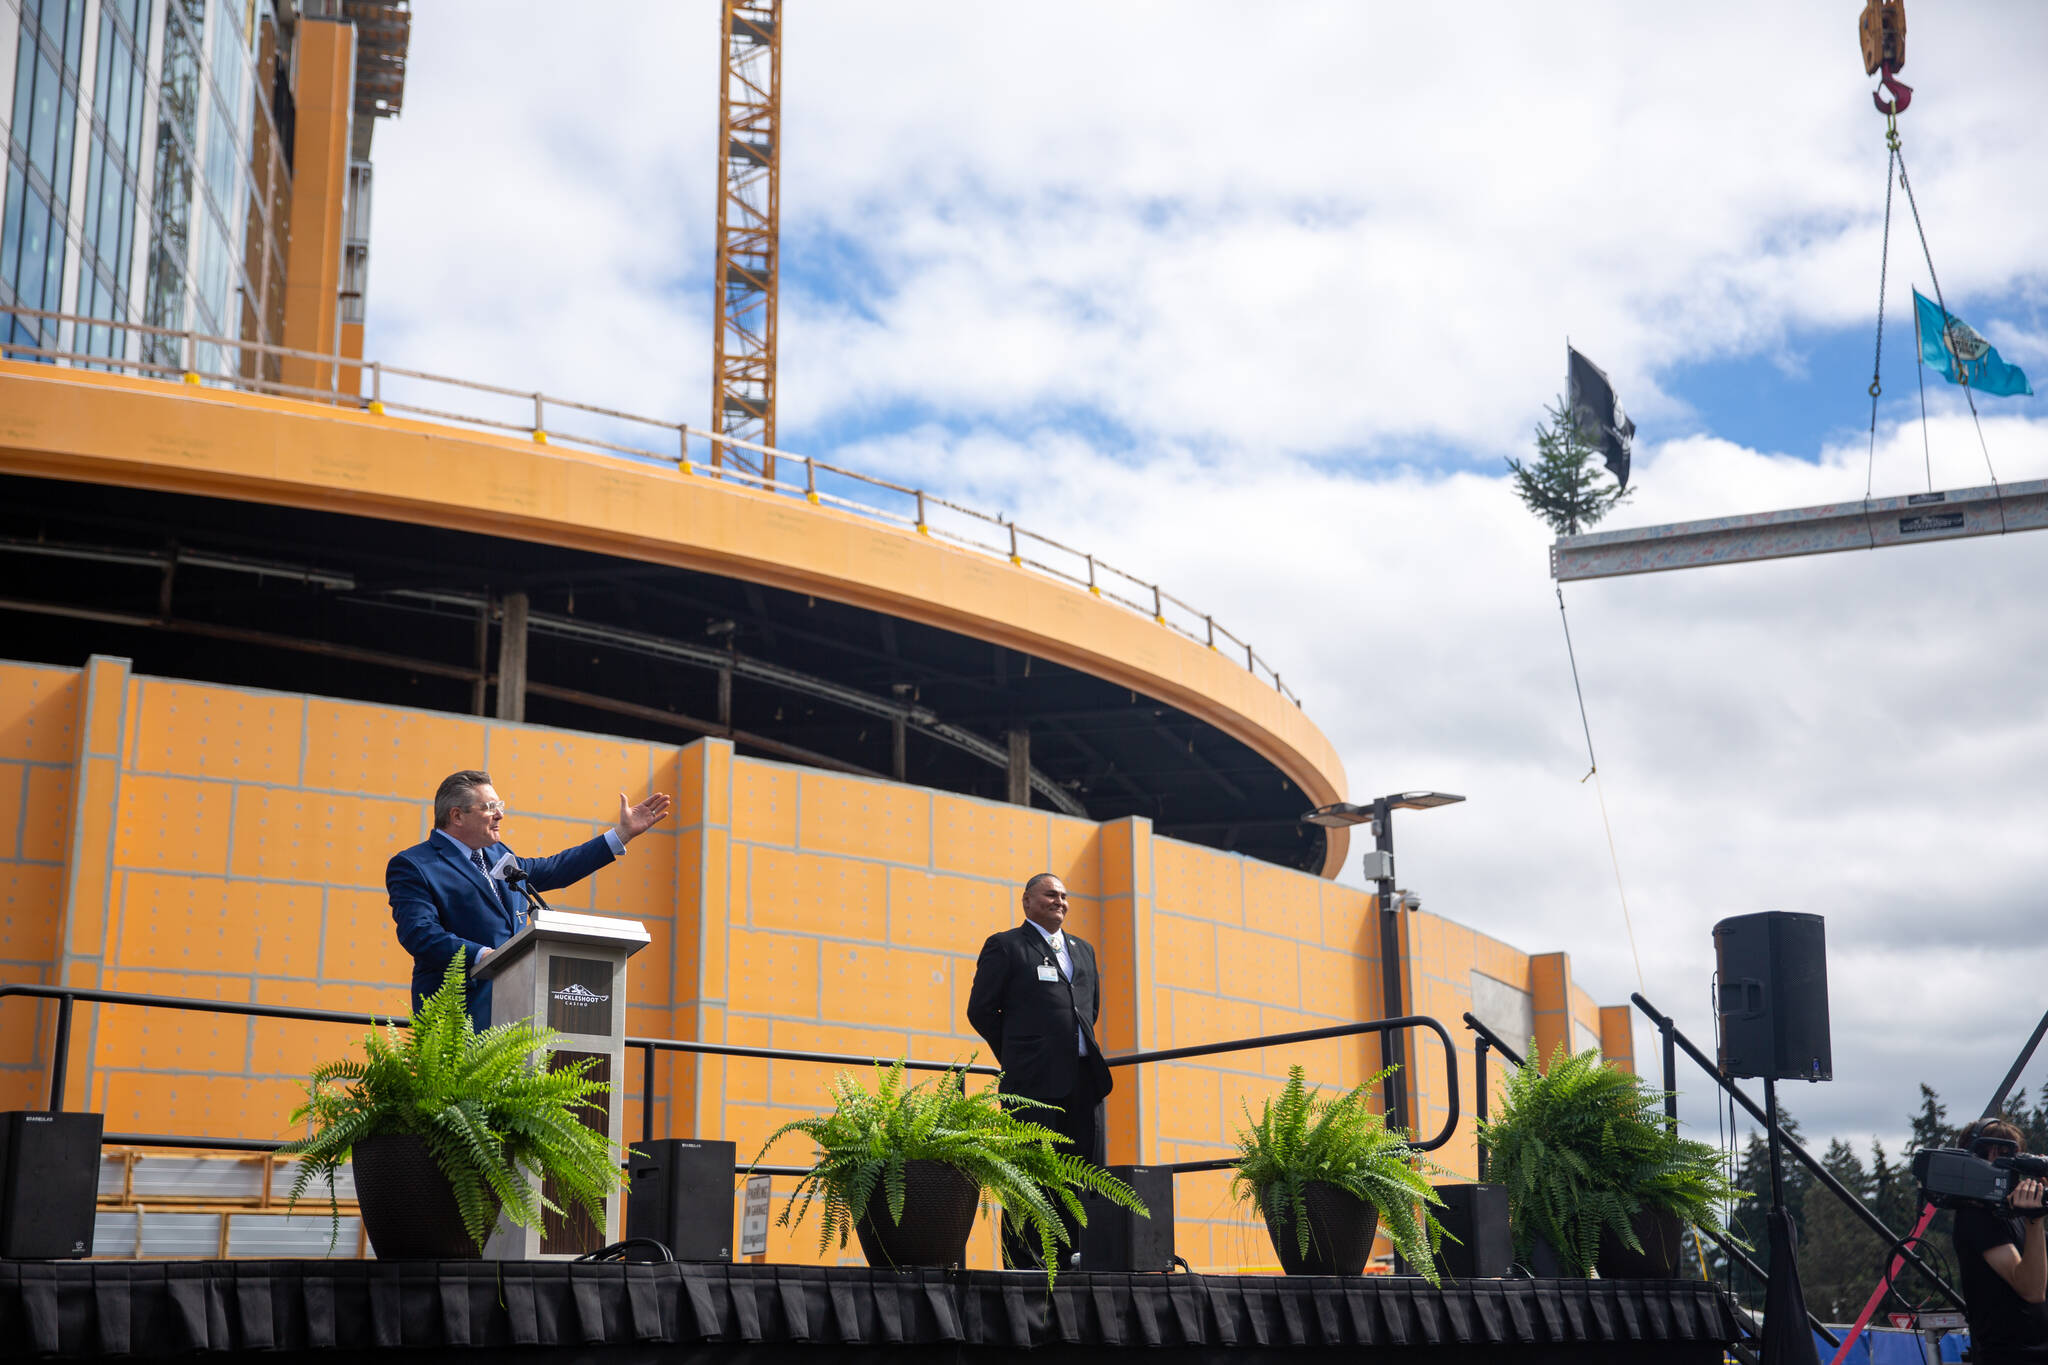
(503, 868), (550, 927)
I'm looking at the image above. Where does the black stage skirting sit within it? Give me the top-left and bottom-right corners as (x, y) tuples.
(1, 1260), (1745, 1363)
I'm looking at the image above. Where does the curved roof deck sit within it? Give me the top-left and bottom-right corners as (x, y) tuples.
(0, 339), (1349, 875)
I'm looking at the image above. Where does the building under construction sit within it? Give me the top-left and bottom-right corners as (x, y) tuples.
(0, 0), (1633, 1267)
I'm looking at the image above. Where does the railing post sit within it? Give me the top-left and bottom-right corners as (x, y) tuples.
(805, 457), (817, 504)
(532, 392), (546, 443)
(48, 993), (74, 1111)
(642, 1044), (656, 1146)
(1662, 1017), (1678, 1133)
(1246, 642), (1255, 670)
(1087, 555), (1098, 595)
(678, 426), (691, 471)
(915, 490), (928, 535)
(1474, 1036), (1490, 1180)
(1206, 615), (1215, 648)
(370, 360), (382, 408)
(1008, 522), (1020, 565)
(1152, 584), (1163, 623)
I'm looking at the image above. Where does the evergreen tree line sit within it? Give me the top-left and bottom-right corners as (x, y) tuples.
(1684, 1079), (2048, 1320)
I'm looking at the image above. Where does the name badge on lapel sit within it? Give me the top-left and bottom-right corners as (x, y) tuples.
(1036, 963), (1059, 982)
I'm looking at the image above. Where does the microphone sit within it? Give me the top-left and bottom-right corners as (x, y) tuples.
(494, 857), (550, 914)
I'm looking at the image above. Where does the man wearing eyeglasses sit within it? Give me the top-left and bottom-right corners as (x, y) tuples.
(388, 769), (671, 1030)
(1952, 1119), (2048, 1364)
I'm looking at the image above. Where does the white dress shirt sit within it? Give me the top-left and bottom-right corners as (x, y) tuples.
(1025, 918), (1087, 1056)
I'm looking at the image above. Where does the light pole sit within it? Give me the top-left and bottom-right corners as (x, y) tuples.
(1302, 791), (1465, 1135)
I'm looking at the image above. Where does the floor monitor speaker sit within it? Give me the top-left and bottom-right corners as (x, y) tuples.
(1075, 1164), (1175, 1271)
(0, 1111), (102, 1258)
(625, 1138), (736, 1261)
(1431, 1182), (1511, 1279)
(1713, 911), (1831, 1082)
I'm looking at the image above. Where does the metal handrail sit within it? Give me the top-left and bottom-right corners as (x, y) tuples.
(2, 982), (1453, 1186)
(1628, 993), (1965, 1314)
(0, 982), (995, 1157)
(1105, 1013), (1461, 1170)
(0, 305), (1300, 705)
(1460, 1010), (1521, 1180)
(1459, 1012), (1838, 1347)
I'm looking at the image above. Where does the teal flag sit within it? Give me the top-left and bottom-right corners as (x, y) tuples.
(1914, 289), (2032, 397)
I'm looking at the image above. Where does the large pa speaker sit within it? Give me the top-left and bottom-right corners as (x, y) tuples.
(0, 1111), (103, 1258)
(1075, 1164), (1175, 1271)
(1431, 1182), (1511, 1279)
(625, 1138), (735, 1261)
(1713, 911), (1831, 1082)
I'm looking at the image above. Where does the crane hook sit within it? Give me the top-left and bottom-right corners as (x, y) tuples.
(1872, 62), (1913, 116)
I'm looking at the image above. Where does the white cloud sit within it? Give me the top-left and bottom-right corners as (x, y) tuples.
(830, 416), (2048, 1144)
(359, 0), (2048, 1147)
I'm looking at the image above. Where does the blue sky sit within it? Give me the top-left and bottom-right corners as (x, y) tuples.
(365, 1), (2048, 1151)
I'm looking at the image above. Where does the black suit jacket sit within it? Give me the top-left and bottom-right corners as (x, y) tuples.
(966, 923), (1114, 1102)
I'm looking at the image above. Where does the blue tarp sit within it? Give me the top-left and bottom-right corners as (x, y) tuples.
(1810, 1325), (1968, 1363)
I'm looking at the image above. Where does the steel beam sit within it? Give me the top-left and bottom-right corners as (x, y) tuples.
(1552, 478), (2048, 582)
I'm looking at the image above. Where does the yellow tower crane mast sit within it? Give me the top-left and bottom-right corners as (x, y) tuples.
(712, 0), (781, 478)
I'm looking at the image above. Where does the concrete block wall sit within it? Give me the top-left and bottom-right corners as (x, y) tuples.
(0, 656), (1630, 1270)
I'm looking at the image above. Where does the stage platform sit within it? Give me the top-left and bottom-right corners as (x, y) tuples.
(2, 1259), (1744, 1362)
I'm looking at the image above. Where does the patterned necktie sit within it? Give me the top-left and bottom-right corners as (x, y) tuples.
(474, 848), (505, 912)
(477, 848), (521, 928)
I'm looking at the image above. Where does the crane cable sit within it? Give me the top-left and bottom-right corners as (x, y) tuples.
(1894, 136), (2007, 525)
(1862, 123), (1897, 500)
(1861, 115), (2006, 520)
(1554, 585), (1645, 992)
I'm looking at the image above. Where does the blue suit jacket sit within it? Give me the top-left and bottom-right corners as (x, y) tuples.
(387, 830), (617, 1029)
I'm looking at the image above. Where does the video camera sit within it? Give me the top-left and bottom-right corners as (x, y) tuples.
(1913, 1146), (2048, 1215)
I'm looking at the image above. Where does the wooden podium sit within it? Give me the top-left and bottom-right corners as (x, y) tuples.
(470, 908), (650, 1259)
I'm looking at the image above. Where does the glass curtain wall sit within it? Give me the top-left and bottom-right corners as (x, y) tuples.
(74, 0), (150, 360)
(1, 0), (87, 355)
(143, 0), (289, 377)
(0, 0), (290, 373)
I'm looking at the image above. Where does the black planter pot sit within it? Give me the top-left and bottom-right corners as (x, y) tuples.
(1528, 1208), (1685, 1278)
(351, 1133), (498, 1259)
(853, 1160), (980, 1269)
(1597, 1207), (1684, 1279)
(1527, 1235), (1568, 1278)
(1261, 1181), (1381, 1276)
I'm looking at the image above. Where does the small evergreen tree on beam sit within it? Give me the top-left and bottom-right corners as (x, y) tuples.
(1506, 395), (1633, 536)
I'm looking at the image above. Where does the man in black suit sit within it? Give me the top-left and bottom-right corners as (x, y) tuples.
(966, 871), (1114, 1266)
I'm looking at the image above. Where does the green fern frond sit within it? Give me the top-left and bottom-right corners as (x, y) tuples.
(1229, 1064), (1446, 1283)
(1476, 1042), (1747, 1276)
(747, 1059), (1146, 1290)
(277, 948), (630, 1253)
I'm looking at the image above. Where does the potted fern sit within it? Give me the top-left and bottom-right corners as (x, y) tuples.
(749, 1060), (1147, 1286)
(1479, 1044), (1744, 1278)
(1231, 1064), (1447, 1280)
(280, 951), (627, 1258)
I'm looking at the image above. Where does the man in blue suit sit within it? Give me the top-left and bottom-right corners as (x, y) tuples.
(388, 769), (672, 1029)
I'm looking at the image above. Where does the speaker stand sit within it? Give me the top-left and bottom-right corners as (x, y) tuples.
(1759, 1075), (1819, 1365)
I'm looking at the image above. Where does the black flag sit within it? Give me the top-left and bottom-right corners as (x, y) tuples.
(1567, 346), (1635, 491)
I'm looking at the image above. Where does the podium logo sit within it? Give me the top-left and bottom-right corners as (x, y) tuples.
(547, 955), (615, 1033)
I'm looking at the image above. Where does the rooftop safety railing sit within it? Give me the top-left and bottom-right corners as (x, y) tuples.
(0, 306), (1300, 706)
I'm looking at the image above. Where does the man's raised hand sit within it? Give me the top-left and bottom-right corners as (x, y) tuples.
(616, 791), (673, 843)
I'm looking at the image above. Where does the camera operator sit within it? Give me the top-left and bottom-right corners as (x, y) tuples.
(1953, 1120), (2048, 1363)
